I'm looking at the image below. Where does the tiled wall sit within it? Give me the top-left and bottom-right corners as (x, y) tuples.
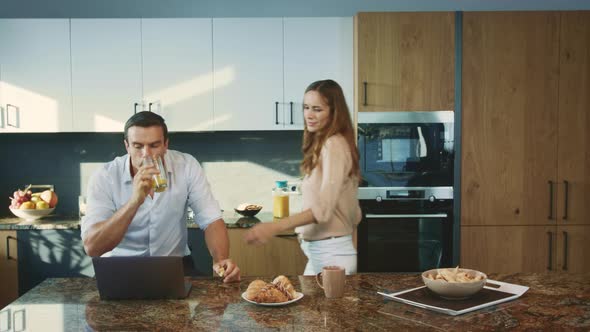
(0, 131), (303, 218)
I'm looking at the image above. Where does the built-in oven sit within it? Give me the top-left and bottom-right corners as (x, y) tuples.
(357, 187), (453, 272)
(356, 111), (455, 272)
(357, 111), (454, 188)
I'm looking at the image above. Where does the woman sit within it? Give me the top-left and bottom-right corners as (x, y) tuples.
(244, 79), (361, 275)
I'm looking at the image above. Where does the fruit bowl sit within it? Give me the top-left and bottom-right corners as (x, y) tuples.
(10, 207), (55, 221)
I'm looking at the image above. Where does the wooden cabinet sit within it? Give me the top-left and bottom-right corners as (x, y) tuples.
(355, 12), (455, 113)
(462, 225), (590, 274)
(0, 19), (72, 132)
(141, 18), (214, 132)
(461, 11), (560, 227)
(557, 11), (590, 227)
(227, 229), (307, 277)
(0, 231), (18, 309)
(461, 11), (590, 273)
(71, 19), (143, 132)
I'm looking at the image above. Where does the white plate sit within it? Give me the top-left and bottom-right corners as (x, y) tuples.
(241, 291), (304, 306)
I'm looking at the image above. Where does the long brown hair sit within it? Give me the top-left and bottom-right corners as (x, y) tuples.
(300, 80), (360, 178)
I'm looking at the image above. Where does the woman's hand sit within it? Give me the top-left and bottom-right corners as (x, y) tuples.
(244, 222), (283, 246)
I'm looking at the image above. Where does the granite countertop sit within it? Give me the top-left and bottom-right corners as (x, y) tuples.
(2, 273), (589, 331)
(0, 211), (280, 230)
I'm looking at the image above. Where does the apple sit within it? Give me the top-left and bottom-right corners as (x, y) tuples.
(40, 190), (58, 208)
(19, 201), (36, 210)
(36, 201), (50, 209)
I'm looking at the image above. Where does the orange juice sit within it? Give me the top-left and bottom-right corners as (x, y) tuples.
(152, 175), (168, 192)
(273, 194), (289, 218)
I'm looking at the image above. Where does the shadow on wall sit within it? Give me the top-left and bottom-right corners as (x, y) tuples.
(0, 131), (302, 217)
(17, 229), (94, 295)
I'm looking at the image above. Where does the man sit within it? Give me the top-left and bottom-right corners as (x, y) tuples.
(81, 111), (240, 283)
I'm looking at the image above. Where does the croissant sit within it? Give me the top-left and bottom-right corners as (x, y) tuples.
(253, 284), (289, 303)
(245, 276), (299, 303)
(245, 279), (268, 301)
(272, 275), (297, 300)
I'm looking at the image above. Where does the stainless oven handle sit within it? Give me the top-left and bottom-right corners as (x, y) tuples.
(365, 213), (448, 218)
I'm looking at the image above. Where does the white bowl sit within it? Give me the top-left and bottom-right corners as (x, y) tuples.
(422, 268), (487, 300)
(10, 207), (55, 221)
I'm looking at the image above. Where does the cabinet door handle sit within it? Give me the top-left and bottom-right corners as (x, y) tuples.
(548, 181), (554, 220)
(275, 101), (279, 125)
(13, 308), (25, 332)
(134, 102), (139, 114)
(547, 231), (553, 270)
(363, 81), (368, 106)
(563, 180), (569, 221)
(6, 104), (19, 128)
(6, 235), (16, 260)
(0, 308), (10, 331)
(289, 101), (294, 125)
(562, 231), (568, 271)
(0, 106), (5, 129)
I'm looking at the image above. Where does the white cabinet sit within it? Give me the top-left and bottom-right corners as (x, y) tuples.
(213, 18), (284, 131)
(283, 17), (354, 129)
(213, 17), (353, 131)
(71, 19), (143, 132)
(0, 18), (351, 133)
(141, 18), (214, 132)
(0, 19), (72, 132)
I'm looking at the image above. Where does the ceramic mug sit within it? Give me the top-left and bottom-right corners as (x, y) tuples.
(316, 266), (345, 298)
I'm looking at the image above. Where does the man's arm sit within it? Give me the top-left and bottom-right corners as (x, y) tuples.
(204, 219), (240, 282)
(83, 162), (158, 257)
(83, 200), (142, 257)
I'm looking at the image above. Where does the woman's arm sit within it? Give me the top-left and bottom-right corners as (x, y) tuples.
(243, 209), (315, 245)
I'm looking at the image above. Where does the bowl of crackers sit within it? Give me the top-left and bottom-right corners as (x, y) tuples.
(234, 203), (263, 217)
(422, 266), (487, 300)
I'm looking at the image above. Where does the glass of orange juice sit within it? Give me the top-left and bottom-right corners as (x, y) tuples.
(145, 155), (168, 192)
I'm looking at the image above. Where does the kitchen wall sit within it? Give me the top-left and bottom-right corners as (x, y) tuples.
(2, 0), (589, 18)
(0, 131), (302, 218)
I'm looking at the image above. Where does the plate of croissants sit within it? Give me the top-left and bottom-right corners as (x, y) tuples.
(242, 275), (303, 306)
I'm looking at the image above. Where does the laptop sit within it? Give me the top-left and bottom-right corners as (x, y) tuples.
(92, 256), (192, 300)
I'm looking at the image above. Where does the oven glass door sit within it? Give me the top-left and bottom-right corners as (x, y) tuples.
(358, 114), (454, 187)
(358, 212), (451, 272)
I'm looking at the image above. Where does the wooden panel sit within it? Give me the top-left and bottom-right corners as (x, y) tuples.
(356, 12), (454, 112)
(397, 12), (455, 111)
(556, 225), (590, 273)
(557, 11), (590, 225)
(461, 226), (556, 273)
(461, 12), (560, 226)
(356, 12), (395, 112)
(228, 229), (307, 277)
(0, 230), (18, 309)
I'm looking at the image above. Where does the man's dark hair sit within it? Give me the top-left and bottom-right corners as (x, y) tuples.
(124, 111), (169, 142)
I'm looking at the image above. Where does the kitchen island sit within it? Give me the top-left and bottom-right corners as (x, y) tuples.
(1, 272), (588, 331)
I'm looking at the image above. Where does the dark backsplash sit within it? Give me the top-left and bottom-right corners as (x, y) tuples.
(0, 131), (302, 217)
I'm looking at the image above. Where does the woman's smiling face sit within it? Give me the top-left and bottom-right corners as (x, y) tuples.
(303, 90), (331, 133)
